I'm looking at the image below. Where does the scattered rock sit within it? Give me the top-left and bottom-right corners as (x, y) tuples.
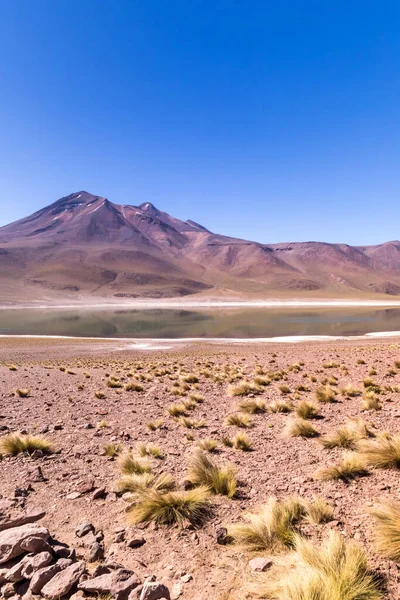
(30, 560), (72, 594)
(0, 509), (46, 533)
(75, 520), (94, 538)
(41, 560), (86, 600)
(215, 527), (229, 545)
(20, 536), (52, 554)
(88, 542), (104, 562)
(21, 551), (53, 579)
(139, 579), (171, 600)
(0, 524), (49, 564)
(248, 557), (273, 572)
(92, 487), (106, 500)
(79, 568), (140, 599)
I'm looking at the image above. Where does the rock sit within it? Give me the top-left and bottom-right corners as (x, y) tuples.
(30, 560), (72, 594)
(5, 554), (33, 582)
(75, 520), (94, 538)
(75, 477), (95, 494)
(27, 466), (46, 482)
(92, 564), (111, 577)
(14, 486), (33, 498)
(215, 527), (229, 545)
(0, 509), (46, 532)
(1, 581), (15, 597)
(20, 536), (52, 554)
(78, 531), (97, 548)
(30, 450), (44, 459)
(126, 532), (146, 549)
(88, 542), (104, 562)
(248, 557), (272, 572)
(180, 573), (192, 583)
(52, 543), (76, 560)
(79, 568), (140, 599)
(69, 593), (85, 600)
(22, 552), (53, 579)
(41, 560), (86, 599)
(66, 492), (82, 500)
(171, 582), (183, 599)
(92, 488), (107, 500)
(139, 579), (171, 600)
(0, 524), (49, 564)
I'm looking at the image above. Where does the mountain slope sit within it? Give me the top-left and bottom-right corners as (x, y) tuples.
(1, 191), (400, 302)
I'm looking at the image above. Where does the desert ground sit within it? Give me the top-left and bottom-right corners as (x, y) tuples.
(2, 336), (400, 599)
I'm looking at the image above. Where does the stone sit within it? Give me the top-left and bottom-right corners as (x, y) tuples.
(126, 532), (146, 548)
(30, 560), (72, 594)
(0, 509), (46, 533)
(79, 568), (140, 599)
(41, 560), (86, 599)
(52, 543), (76, 560)
(21, 552), (53, 579)
(66, 492), (82, 500)
(75, 477), (95, 494)
(171, 582), (183, 599)
(20, 536), (52, 554)
(0, 524), (49, 564)
(248, 557), (272, 572)
(215, 527), (229, 545)
(27, 466), (46, 482)
(139, 579), (171, 600)
(88, 542), (104, 562)
(92, 488), (107, 500)
(75, 520), (94, 538)
(1, 582), (15, 597)
(180, 573), (192, 583)
(5, 554), (33, 582)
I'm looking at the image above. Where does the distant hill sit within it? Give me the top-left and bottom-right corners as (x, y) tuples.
(1, 190), (400, 302)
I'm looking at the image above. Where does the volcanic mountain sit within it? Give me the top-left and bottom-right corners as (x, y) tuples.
(1, 190), (400, 302)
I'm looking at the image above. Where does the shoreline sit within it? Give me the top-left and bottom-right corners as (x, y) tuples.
(3, 298), (400, 310)
(1, 330), (400, 347)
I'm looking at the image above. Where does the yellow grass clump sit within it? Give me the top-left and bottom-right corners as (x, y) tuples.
(285, 419), (319, 438)
(187, 450), (237, 498)
(314, 452), (368, 482)
(0, 433), (54, 456)
(369, 501), (400, 561)
(127, 486), (211, 527)
(357, 434), (400, 469)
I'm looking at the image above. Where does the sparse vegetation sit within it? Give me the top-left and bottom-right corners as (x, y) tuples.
(370, 501), (400, 561)
(269, 400), (293, 413)
(225, 413), (253, 428)
(315, 385), (336, 403)
(286, 419), (319, 438)
(314, 452), (368, 482)
(187, 450), (237, 497)
(232, 432), (253, 451)
(357, 434), (400, 469)
(127, 486), (211, 526)
(0, 432), (54, 455)
(295, 400), (320, 420)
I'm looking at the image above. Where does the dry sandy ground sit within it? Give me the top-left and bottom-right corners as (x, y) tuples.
(2, 337), (400, 598)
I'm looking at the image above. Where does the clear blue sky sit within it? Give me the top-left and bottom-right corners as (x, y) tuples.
(1, 1), (400, 244)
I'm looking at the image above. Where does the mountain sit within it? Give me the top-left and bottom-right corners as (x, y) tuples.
(1, 190), (400, 302)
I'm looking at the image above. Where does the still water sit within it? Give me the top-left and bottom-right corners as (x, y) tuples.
(1, 307), (400, 338)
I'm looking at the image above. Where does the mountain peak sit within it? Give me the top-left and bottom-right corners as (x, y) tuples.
(138, 202), (159, 214)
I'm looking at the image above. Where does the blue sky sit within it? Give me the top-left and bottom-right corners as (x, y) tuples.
(1, 1), (400, 244)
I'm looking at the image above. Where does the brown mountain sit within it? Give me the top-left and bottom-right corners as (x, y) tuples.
(1, 190), (400, 302)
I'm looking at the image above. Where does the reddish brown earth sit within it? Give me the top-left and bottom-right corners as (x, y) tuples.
(2, 337), (400, 598)
(1, 191), (400, 302)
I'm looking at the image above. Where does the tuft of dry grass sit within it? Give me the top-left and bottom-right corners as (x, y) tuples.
(361, 391), (382, 411)
(125, 381), (144, 392)
(238, 399), (266, 414)
(285, 419), (319, 438)
(369, 501), (400, 561)
(196, 438), (218, 453)
(232, 432), (253, 451)
(341, 384), (362, 398)
(263, 531), (382, 600)
(103, 442), (122, 458)
(320, 425), (363, 450)
(295, 400), (320, 420)
(0, 432), (54, 455)
(315, 385), (337, 403)
(127, 486), (211, 527)
(137, 443), (164, 459)
(227, 381), (262, 397)
(357, 434), (400, 469)
(305, 497), (334, 524)
(187, 450), (237, 498)
(268, 400), (293, 413)
(279, 384), (291, 395)
(106, 377), (123, 388)
(314, 452), (368, 482)
(147, 419), (164, 431)
(118, 451), (153, 475)
(225, 413), (253, 428)
(95, 391), (106, 399)
(176, 416), (205, 429)
(167, 403), (186, 417)
(118, 472), (174, 494)
(228, 497), (306, 552)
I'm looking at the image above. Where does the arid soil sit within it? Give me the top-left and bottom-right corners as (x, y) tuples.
(2, 337), (400, 599)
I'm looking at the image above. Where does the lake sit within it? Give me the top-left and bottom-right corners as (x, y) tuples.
(1, 307), (400, 338)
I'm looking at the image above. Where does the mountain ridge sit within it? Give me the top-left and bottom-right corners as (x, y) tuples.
(1, 191), (400, 302)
